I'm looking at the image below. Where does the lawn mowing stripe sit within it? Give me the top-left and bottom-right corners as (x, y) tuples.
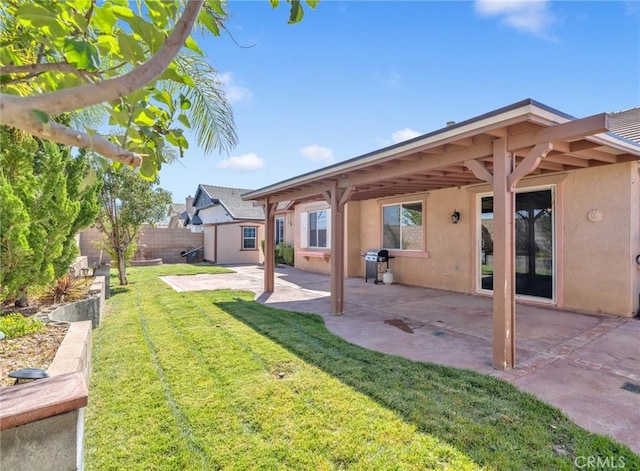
(138, 276), (482, 470)
(215, 297), (640, 470)
(87, 267), (639, 471)
(133, 288), (213, 469)
(86, 292), (194, 470)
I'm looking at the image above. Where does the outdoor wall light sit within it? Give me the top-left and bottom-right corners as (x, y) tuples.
(451, 210), (461, 224)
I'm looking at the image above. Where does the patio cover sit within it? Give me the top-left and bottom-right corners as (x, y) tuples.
(243, 99), (640, 370)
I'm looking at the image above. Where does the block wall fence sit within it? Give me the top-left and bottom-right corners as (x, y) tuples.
(79, 227), (204, 265)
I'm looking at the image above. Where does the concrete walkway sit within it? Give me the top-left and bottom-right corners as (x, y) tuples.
(161, 265), (640, 455)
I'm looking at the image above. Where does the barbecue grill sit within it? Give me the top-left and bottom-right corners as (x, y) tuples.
(363, 249), (394, 284)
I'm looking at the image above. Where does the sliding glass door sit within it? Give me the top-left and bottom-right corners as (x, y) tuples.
(479, 188), (554, 300)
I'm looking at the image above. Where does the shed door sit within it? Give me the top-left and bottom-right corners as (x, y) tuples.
(479, 188), (554, 300)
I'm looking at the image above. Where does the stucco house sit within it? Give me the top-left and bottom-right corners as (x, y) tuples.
(243, 99), (640, 370)
(191, 185), (265, 265)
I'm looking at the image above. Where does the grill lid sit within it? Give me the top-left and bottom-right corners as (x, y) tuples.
(364, 249), (388, 261)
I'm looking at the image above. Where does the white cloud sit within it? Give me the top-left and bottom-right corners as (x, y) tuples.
(218, 72), (253, 104)
(216, 152), (264, 171)
(391, 128), (421, 144)
(474, 0), (555, 38)
(300, 144), (335, 164)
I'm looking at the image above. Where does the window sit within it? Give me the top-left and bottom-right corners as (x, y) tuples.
(382, 202), (423, 250)
(275, 217), (285, 245)
(309, 210), (327, 248)
(241, 226), (257, 250)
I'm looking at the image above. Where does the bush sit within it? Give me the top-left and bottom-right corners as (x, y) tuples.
(0, 313), (45, 339)
(276, 243), (294, 266)
(43, 273), (88, 304)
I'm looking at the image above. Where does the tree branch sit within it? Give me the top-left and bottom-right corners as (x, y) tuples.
(1, 62), (97, 85)
(28, 119), (142, 167)
(0, 0), (204, 163)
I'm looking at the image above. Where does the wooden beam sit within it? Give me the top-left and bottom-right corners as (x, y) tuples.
(328, 183), (346, 314)
(348, 142), (494, 187)
(465, 159), (494, 184)
(492, 138), (516, 370)
(507, 113), (609, 151)
(508, 142), (553, 191)
(262, 199), (277, 293)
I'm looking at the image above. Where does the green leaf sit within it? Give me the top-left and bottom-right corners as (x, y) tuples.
(179, 95), (191, 110)
(15, 3), (58, 27)
(31, 109), (50, 124)
(305, 0), (319, 9)
(93, 4), (118, 33)
(133, 108), (156, 127)
(178, 114), (191, 129)
(113, 8), (166, 53)
(96, 35), (120, 57)
(107, 107), (129, 127)
(159, 64), (195, 87)
(63, 38), (101, 71)
(15, 3), (66, 37)
(116, 32), (147, 63)
(145, 0), (169, 28)
(152, 90), (175, 114)
(269, 0), (280, 8)
(198, 10), (220, 36)
(184, 36), (204, 56)
(288, 0), (304, 24)
(139, 154), (158, 180)
(207, 0), (227, 16)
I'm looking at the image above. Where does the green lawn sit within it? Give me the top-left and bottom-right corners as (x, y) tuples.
(85, 265), (638, 470)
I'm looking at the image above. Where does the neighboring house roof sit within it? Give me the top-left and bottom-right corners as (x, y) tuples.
(190, 213), (203, 225)
(171, 203), (186, 215)
(167, 202), (188, 228)
(194, 185), (264, 220)
(609, 107), (640, 144)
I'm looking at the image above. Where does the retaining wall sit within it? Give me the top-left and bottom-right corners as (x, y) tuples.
(0, 275), (102, 471)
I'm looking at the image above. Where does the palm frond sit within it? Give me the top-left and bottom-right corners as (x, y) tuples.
(168, 53), (238, 155)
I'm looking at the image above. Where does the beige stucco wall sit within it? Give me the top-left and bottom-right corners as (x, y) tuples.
(294, 201), (332, 275)
(352, 189), (472, 291)
(562, 162), (639, 316)
(203, 222), (264, 265)
(347, 162), (639, 317)
(203, 226), (216, 262)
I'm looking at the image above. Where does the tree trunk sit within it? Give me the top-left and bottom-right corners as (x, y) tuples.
(117, 251), (128, 285)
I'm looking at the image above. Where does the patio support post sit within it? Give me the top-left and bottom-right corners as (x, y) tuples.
(328, 183), (353, 315)
(492, 138), (516, 370)
(262, 199), (277, 293)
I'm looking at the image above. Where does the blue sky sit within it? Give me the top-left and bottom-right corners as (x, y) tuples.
(160, 0), (640, 202)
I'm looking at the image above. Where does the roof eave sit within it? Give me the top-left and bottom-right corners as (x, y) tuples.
(242, 99), (568, 201)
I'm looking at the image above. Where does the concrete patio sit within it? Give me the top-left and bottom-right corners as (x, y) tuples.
(161, 264), (640, 455)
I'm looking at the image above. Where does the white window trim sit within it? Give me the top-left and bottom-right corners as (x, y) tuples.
(300, 209), (331, 249)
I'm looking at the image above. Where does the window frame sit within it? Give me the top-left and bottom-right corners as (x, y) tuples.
(381, 201), (424, 251)
(275, 216), (285, 246)
(308, 210), (328, 248)
(240, 225), (258, 251)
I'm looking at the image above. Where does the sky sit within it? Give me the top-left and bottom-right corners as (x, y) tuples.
(159, 0), (640, 203)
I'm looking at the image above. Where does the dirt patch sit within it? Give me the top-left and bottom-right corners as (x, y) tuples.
(0, 324), (69, 387)
(384, 318), (414, 334)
